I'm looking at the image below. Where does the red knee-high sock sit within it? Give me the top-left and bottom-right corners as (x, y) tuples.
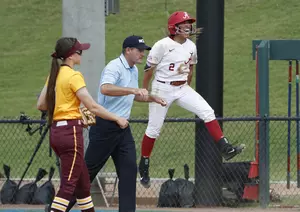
(205, 119), (224, 142)
(141, 134), (156, 157)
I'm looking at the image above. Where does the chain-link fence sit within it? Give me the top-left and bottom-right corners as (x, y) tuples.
(1, 116), (300, 209)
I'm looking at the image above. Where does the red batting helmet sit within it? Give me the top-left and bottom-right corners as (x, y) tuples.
(168, 11), (196, 35)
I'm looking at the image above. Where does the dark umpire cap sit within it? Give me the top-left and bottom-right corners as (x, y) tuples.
(123, 35), (151, 50)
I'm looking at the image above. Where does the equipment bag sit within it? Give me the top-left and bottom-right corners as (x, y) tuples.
(157, 168), (178, 207)
(221, 161), (252, 206)
(0, 164), (18, 204)
(15, 168), (47, 204)
(32, 167), (56, 205)
(174, 164), (195, 208)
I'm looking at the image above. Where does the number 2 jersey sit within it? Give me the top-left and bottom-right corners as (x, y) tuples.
(146, 36), (197, 82)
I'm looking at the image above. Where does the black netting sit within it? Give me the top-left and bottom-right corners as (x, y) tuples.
(1, 116), (299, 208)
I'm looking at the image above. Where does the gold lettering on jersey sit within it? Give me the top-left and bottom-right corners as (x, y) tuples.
(177, 64), (190, 74)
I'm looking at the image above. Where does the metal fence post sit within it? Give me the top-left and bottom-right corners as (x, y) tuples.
(62, 0), (105, 153)
(194, 0), (224, 205)
(257, 40), (270, 208)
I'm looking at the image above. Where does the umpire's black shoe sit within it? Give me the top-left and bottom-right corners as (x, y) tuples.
(139, 156), (151, 188)
(217, 137), (245, 161)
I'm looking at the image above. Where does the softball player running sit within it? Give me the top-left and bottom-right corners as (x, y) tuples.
(138, 11), (245, 188)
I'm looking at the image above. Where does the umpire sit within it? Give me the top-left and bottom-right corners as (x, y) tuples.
(66, 35), (166, 212)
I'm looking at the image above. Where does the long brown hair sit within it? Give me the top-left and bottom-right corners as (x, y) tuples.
(46, 37), (76, 125)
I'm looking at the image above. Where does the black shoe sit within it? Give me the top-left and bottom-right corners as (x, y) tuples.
(139, 156), (151, 188)
(217, 137), (245, 161)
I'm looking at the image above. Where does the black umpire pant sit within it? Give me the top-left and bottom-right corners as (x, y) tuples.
(66, 117), (137, 212)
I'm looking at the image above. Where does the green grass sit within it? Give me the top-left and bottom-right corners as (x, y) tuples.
(2, 0), (300, 118)
(1, 0), (300, 205)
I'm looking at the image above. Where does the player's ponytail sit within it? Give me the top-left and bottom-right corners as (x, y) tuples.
(46, 37), (76, 125)
(46, 58), (59, 125)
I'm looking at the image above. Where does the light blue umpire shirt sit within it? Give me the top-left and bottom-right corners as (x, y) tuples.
(98, 54), (139, 119)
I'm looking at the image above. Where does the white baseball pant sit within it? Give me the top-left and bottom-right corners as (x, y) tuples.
(145, 80), (216, 139)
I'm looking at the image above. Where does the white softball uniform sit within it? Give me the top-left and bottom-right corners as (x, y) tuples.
(145, 37), (216, 139)
(147, 37), (197, 82)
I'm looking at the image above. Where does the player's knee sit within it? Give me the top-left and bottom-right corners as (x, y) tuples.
(145, 128), (160, 139)
(201, 109), (216, 123)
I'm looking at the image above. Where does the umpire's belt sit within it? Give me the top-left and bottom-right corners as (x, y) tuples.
(157, 80), (187, 86)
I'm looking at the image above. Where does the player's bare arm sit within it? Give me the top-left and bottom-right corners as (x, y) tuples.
(101, 83), (148, 97)
(37, 85), (47, 111)
(142, 64), (156, 90)
(187, 65), (194, 85)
